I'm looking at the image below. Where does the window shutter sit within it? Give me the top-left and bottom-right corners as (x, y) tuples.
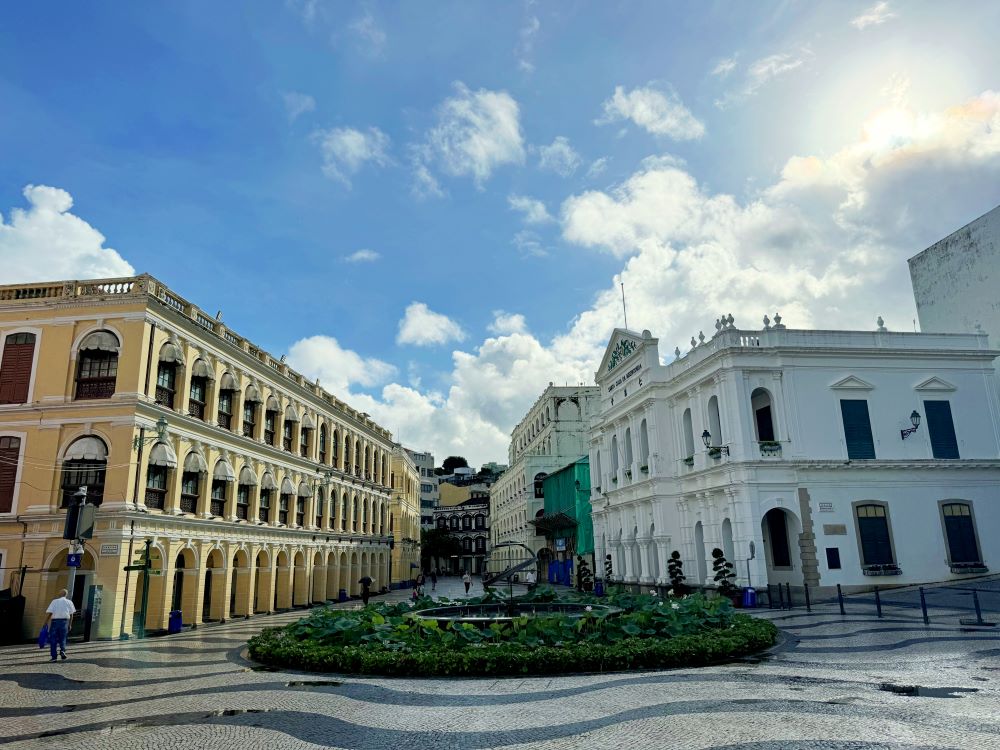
(840, 400), (875, 459)
(924, 400), (959, 459)
(0, 335), (35, 404)
(0, 439), (20, 512)
(943, 504), (980, 563)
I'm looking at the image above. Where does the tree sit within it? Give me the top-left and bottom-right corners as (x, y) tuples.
(712, 548), (737, 595)
(668, 550), (687, 595)
(441, 456), (469, 474)
(420, 527), (462, 567)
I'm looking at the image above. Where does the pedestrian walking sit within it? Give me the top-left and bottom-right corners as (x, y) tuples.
(359, 575), (373, 606)
(43, 589), (75, 662)
(416, 572), (426, 596)
(430, 570), (437, 591)
(462, 570), (472, 594)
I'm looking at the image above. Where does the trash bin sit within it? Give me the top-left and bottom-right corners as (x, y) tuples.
(741, 587), (757, 609)
(168, 610), (183, 634)
(594, 580), (605, 597)
(338, 589), (348, 603)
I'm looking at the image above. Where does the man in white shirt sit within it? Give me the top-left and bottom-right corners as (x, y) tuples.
(43, 589), (76, 662)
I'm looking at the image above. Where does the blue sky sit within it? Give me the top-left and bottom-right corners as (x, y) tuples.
(2, 1), (999, 464)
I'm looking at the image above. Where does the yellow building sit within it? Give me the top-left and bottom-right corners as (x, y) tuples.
(0, 274), (410, 641)
(388, 446), (421, 585)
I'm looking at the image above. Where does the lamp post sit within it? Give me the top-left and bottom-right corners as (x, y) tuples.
(64, 486), (90, 602)
(900, 410), (921, 440)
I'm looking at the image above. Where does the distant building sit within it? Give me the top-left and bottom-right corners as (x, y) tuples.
(431, 492), (489, 574)
(489, 384), (599, 577)
(405, 448), (439, 530)
(909, 204), (1000, 342)
(536, 456), (593, 585)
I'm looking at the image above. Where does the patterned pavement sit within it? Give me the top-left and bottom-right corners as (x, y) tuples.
(2, 577), (999, 749)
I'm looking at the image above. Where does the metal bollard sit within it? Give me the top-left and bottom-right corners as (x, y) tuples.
(785, 582), (792, 610)
(972, 590), (985, 625)
(804, 582), (811, 612)
(874, 586), (882, 618)
(919, 587), (929, 625)
(837, 583), (845, 615)
(777, 583), (785, 609)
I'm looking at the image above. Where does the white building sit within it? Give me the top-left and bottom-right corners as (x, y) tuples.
(490, 384), (599, 575)
(909, 204), (1000, 342)
(406, 449), (439, 530)
(589, 321), (1000, 594)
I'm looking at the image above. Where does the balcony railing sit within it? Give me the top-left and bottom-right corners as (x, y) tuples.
(236, 504), (248, 520)
(180, 495), (197, 514)
(210, 499), (225, 516)
(242, 422), (255, 438)
(258, 508), (269, 523)
(218, 413), (232, 430)
(154, 385), (174, 407)
(75, 378), (116, 400)
(188, 400), (205, 420)
(145, 489), (165, 509)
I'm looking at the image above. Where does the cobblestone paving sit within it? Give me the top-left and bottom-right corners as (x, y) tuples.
(2, 577), (999, 749)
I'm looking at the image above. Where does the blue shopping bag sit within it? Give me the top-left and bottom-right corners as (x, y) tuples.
(37, 624), (49, 649)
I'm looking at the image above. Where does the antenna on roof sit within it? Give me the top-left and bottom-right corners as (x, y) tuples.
(621, 282), (628, 329)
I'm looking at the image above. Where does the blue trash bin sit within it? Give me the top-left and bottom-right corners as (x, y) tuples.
(741, 587), (757, 609)
(338, 589), (348, 602)
(168, 610), (183, 634)
(594, 580), (605, 597)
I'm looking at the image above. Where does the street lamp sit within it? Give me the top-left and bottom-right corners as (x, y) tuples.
(900, 410), (921, 440)
(701, 430), (729, 456)
(133, 416), (169, 451)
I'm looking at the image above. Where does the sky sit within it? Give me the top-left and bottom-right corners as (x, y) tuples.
(2, 1), (999, 466)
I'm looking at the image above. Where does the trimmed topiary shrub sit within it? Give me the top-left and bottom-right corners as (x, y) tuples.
(246, 589), (776, 676)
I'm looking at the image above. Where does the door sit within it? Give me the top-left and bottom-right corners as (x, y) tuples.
(856, 505), (893, 565)
(202, 571), (213, 621)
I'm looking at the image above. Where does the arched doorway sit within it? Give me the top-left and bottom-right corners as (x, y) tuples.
(203, 548), (225, 622)
(231, 548), (250, 617)
(292, 551), (307, 607)
(172, 548), (198, 625)
(312, 551), (326, 603)
(349, 551), (359, 595)
(325, 551), (339, 601)
(693, 522), (707, 586)
(274, 550), (291, 610)
(254, 550), (270, 614)
(338, 550), (350, 599)
(761, 507), (802, 586)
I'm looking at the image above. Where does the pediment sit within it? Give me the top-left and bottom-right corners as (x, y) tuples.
(914, 376), (957, 392)
(829, 375), (875, 390)
(597, 329), (646, 380)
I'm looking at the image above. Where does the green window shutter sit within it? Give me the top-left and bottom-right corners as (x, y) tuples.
(924, 400), (959, 459)
(840, 399), (875, 459)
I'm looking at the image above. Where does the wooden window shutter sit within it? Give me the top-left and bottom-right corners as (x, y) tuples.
(924, 400), (959, 459)
(840, 399), (876, 459)
(0, 437), (21, 512)
(0, 334), (36, 405)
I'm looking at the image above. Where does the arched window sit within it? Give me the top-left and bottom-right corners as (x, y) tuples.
(236, 466), (255, 521)
(611, 435), (619, 475)
(60, 436), (108, 508)
(462, 515), (472, 530)
(180, 452), (207, 514)
(258, 473), (276, 523)
(463, 537), (472, 552)
(217, 372), (238, 430)
(362, 498), (368, 532)
(354, 441), (361, 476)
(145, 441), (176, 510)
(264, 396), (279, 446)
(241, 386), (260, 438)
(751, 388), (775, 442)
(475, 514), (485, 529)
(0, 332), (36, 404)
(475, 537), (486, 553)
(624, 427), (633, 468)
(707, 395), (722, 445)
(319, 425), (328, 464)
(343, 434), (351, 471)
(155, 342), (183, 408)
(187, 359), (213, 421)
(639, 419), (650, 467)
(75, 331), (119, 400)
(340, 492), (348, 531)
(941, 502), (981, 564)
(450, 516), (459, 530)
(682, 408), (695, 459)
(353, 495), (360, 531)
(437, 517), (447, 529)
(332, 428), (340, 464)
(534, 472), (547, 498)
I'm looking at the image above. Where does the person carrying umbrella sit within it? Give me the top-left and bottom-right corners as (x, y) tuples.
(359, 575), (373, 605)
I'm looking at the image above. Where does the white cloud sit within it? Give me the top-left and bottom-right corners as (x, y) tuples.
(597, 85), (705, 140)
(711, 57), (738, 78)
(508, 194), (554, 225)
(343, 249), (380, 263)
(286, 335), (396, 396)
(515, 15), (540, 73)
(415, 82), (525, 190)
(312, 126), (391, 187)
(282, 91), (316, 122)
(488, 311), (528, 335)
(291, 91), (1000, 467)
(715, 50), (809, 109)
(852, 2), (896, 30)
(349, 11), (386, 55)
(512, 229), (548, 258)
(0, 185), (134, 285)
(397, 302), (466, 346)
(537, 136), (582, 176)
(587, 157), (609, 178)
